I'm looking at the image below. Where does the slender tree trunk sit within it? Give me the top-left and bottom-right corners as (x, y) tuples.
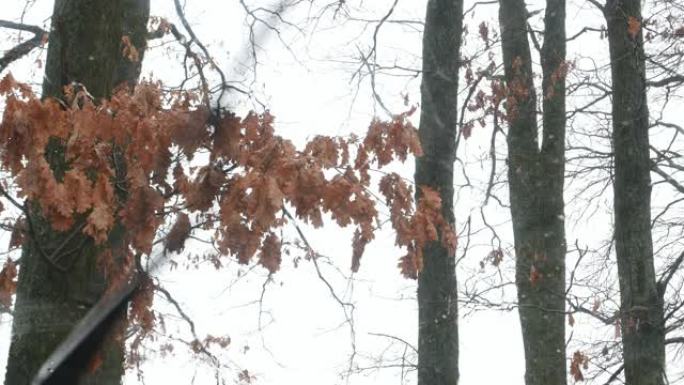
(415, 1), (463, 384)
(4, 1), (149, 384)
(605, 1), (665, 384)
(498, 1), (567, 384)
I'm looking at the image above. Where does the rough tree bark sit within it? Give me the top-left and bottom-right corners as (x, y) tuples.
(605, 1), (665, 384)
(4, 1), (149, 384)
(415, 1), (463, 385)
(498, 1), (567, 384)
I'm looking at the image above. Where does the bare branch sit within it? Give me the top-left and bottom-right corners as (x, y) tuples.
(0, 19), (47, 74)
(154, 282), (198, 337)
(666, 337), (684, 345)
(658, 251), (684, 296)
(652, 164), (684, 194)
(648, 74), (684, 88)
(368, 332), (417, 353)
(602, 364), (624, 385)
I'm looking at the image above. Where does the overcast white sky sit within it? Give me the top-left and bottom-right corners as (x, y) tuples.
(1, 0), (683, 384)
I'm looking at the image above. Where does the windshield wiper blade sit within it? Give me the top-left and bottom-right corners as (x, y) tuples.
(32, 273), (141, 385)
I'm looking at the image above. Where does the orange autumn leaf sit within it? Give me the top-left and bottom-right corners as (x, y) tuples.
(121, 35), (140, 62)
(441, 225), (457, 254)
(0, 77), (457, 282)
(64, 170), (94, 214)
(398, 248), (421, 279)
(363, 110), (422, 167)
(182, 166), (225, 212)
(213, 112), (242, 160)
(203, 334), (231, 349)
(9, 218), (26, 248)
(250, 175), (284, 229)
(121, 186), (163, 254)
(130, 275), (155, 333)
(0, 73), (18, 94)
(304, 136), (341, 168)
(86, 351), (104, 374)
(0, 259), (18, 308)
(419, 186), (442, 211)
(379, 173), (414, 247)
(85, 204), (115, 244)
(570, 351), (589, 382)
(0, 73), (34, 98)
(529, 265), (541, 286)
(168, 108), (211, 158)
(165, 213), (192, 253)
(627, 16), (641, 40)
(351, 227), (373, 272)
(389, 185), (456, 278)
(258, 233), (282, 273)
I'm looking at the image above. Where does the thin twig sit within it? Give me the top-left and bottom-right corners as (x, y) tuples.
(368, 332), (417, 353)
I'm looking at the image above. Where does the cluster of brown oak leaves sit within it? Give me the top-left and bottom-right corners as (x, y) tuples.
(0, 73), (456, 294)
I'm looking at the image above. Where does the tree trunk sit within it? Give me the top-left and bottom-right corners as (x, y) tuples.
(498, 1), (567, 384)
(605, 1), (665, 384)
(415, 1), (463, 385)
(4, 1), (149, 384)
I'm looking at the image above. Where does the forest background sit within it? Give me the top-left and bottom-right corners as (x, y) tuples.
(0, 0), (682, 384)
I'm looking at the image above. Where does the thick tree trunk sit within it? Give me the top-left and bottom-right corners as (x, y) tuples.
(415, 1), (463, 385)
(4, 1), (149, 384)
(42, 0), (149, 99)
(498, 1), (567, 385)
(605, 1), (665, 384)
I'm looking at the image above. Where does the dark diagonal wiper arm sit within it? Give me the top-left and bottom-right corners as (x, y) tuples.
(32, 273), (141, 385)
